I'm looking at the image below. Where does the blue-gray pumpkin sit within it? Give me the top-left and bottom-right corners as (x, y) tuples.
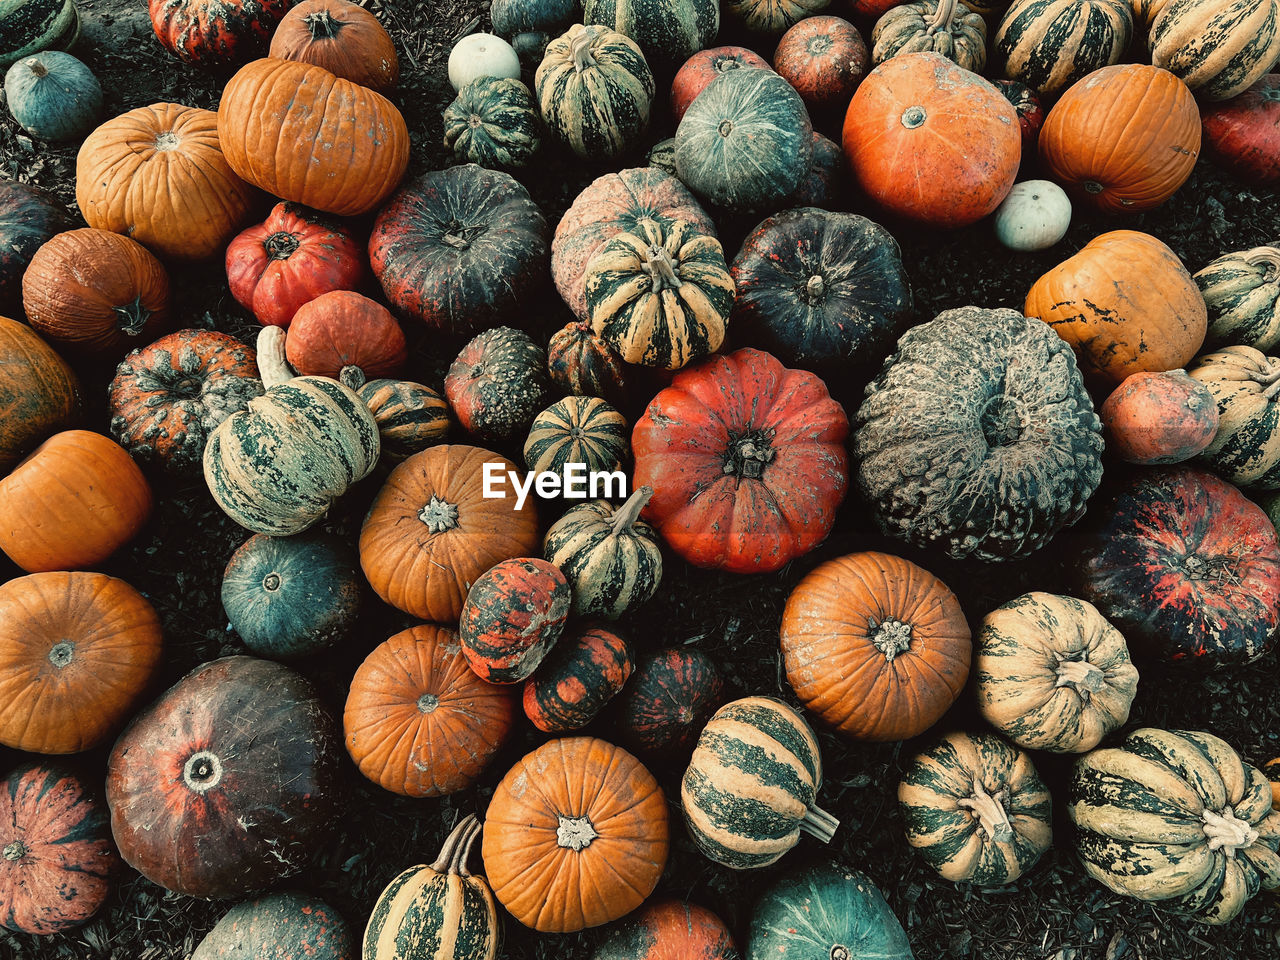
(0, 0), (79, 69)
(192, 891), (354, 960)
(4, 49), (98, 140)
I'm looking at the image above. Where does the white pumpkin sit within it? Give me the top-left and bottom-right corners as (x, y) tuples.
(448, 33), (522, 91)
(993, 180), (1071, 252)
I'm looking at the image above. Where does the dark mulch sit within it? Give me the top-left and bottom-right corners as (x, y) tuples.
(2, 2), (1280, 959)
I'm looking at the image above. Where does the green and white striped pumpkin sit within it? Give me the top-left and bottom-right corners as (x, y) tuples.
(1197, 246), (1280, 352)
(1188, 345), (1280, 489)
(1069, 728), (1280, 925)
(0, 0), (79, 68)
(534, 23), (654, 160)
(899, 731), (1052, 885)
(443, 76), (541, 169)
(341, 367), (451, 464)
(363, 814), (499, 960)
(994, 0), (1133, 99)
(723, 0), (830, 35)
(522, 395), (628, 476)
(584, 0), (719, 73)
(681, 696), (840, 870)
(1149, 0), (1280, 102)
(543, 484), (663, 619)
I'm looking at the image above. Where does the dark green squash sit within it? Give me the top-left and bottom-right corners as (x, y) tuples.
(0, 179), (73, 309)
(993, 0), (1133, 99)
(613, 647), (723, 758)
(443, 76), (541, 169)
(444, 326), (551, 441)
(546, 319), (630, 407)
(0, 0), (79, 68)
(192, 892), (354, 959)
(522, 623), (633, 732)
(787, 132), (847, 209)
(523, 395), (629, 476)
(583, 0), (720, 75)
(3, 49), (101, 141)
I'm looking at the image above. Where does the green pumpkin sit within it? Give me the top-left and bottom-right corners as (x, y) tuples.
(341, 367), (451, 464)
(583, 0), (719, 74)
(1197, 246), (1280, 352)
(443, 76), (541, 169)
(0, 0), (79, 68)
(193, 892), (353, 960)
(3, 49), (99, 141)
(723, 0), (829, 34)
(523, 395), (629, 476)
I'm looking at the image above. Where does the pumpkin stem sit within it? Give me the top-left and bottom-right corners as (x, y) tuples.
(869, 618), (913, 662)
(339, 365), (367, 391)
(805, 274), (826, 302)
(263, 230), (300, 261)
(26, 58), (48, 79)
(556, 815), (598, 851)
(956, 779), (1014, 843)
(430, 814), (478, 874)
(455, 817), (482, 877)
(47, 641), (74, 668)
(723, 431), (776, 480)
(610, 484), (654, 535)
(419, 495), (460, 532)
(1054, 654), (1106, 700)
(1243, 246), (1280, 282)
(1202, 806), (1258, 856)
(182, 750), (225, 794)
(642, 246), (683, 290)
(830, 948), (851, 960)
(926, 0), (959, 32)
(799, 803), (840, 843)
(303, 9), (344, 38)
(570, 26), (603, 72)
(2, 840), (25, 862)
(113, 296), (153, 337)
(256, 326), (296, 388)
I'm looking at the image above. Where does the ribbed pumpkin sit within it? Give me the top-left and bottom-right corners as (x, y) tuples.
(4, 50), (101, 141)
(0, 0), (78, 68)
(341, 369), (450, 464)
(192, 892), (354, 960)
(0, 762), (117, 936)
(613, 648), (723, 758)
(0, 572), (161, 755)
(76, 102), (254, 262)
(724, 0), (831, 34)
(344, 625), (516, 798)
(547, 319), (630, 407)
(585, 218), (733, 369)
(594, 900), (737, 960)
(523, 624), (633, 733)
(1197, 246), (1280, 351)
(363, 815), (498, 960)
(670, 45), (772, 121)
(584, 0), (719, 74)
(0, 430), (151, 573)
(1149, 0), (1280, 102)
(975, 592), (1139, 754)
(523, 396), (628, 477)
(871, 0), (987, 72)
(445, 326), (551, 441)
(993, 0), (1132, 99)
(459, 558), (571, 684)
(218, 58), (409, 217)
(269, 0), (398, 90)
(774, 16), (868, 112)
(443, 76), (541, 168)
(899, 731), (1052, 885)
(1069, 728), (1280, 924)
(148, 0), (291, 64)
(0, 180), (72, 309)
(284, 291), (406, 380)
(1100, 370), (1219, 465)
(780, 551), (972, 743)
(1038, 64), (1200, 213)
(1188, 346), (1280, 489)
(359, 444), (541, 622)
(0, 314), (80, 473)
(482, 737), (669, 932)
(1200, 74), (1280, 186)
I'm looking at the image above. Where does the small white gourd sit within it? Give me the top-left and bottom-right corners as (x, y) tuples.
(448, 33), (521, 91)
(993, 180), (1072, 252)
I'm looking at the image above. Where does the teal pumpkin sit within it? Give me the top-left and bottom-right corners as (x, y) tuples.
(584, 0), (719, 75)
(0, 0), (79, 68)
(4, 49), (98, 140)
(192, 892), (354, 960)
(443, 76), (541, 169)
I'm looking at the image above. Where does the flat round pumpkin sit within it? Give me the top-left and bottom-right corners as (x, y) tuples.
(192, 892), (354, 960)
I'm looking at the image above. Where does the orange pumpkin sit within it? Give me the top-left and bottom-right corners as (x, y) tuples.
(482, 737), (669, 932)
(0, 431), (152, 573)
(0, 572), (162, 754)
(0, 315), (81, 473)
(284, 290), (407, 380)
(343, 624), (516, 798)
(1025, 230), (1208, 387)
(76, 103), (255, 262)
(269, 0), (399, 91)
(218, 58), (410, 217)
(1100, 370), (1220, 465)
(1039, 64), (1200, 213)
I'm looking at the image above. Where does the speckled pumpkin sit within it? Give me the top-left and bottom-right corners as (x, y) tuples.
(546, 319), (630, 407)
(341, 368), (450, 463)
(1197, 246), (1280, 352)
(593, 899), (737, 960)
(459, 558), (571, 683)
(443, 76), (541, 168)
(612, 648), (723, 759)
(773, 15), (868, 113)
(724, 0), (831, 35)
(993, 0), (1132, 99)
(192, 892), (354, 960)
(445, 326), (551, 441)
(523, 624), (633, 732)
(1189, 346), (1280, 489)
(149, 0), (291, 64)
(1100, 370), (1219, 465)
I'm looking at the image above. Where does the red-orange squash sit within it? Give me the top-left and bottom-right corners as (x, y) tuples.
(522, 624), (632, 732)
(284, 291), (407, 380)
(269, 0), (399, 91)
(670, 45), (772, 122)
(460, 558), (570, 684)
(1100, 370), (1220, 465)
(593, 899), (738, 960)
(773, 16), (869, 114)
(0, 315), (81, 473)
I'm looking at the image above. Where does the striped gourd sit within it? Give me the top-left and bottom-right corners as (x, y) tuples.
(1069, 728), (1280, 925)
(1132, 0), (1173, 26)
(204, 327), (380, 536)
(681, 696), (840, 870)
(341, 367), (450, 464)
(543, 485), (663, 619)
(522, 396), (629, 476)
(0, 0), (78, 68)
(1188, 346), (1280, 489)
(1149, 0), (1280, 102)
(1197, 246), (1280, 352)
(443, 76), (541, 169)
(723, 0), (830, 35)
(363, 815), (499, 960)
(898, 731), (1052, 885)
(585, 218), (733, 370)
(534, 24), (654, 160)
(871, 0), (988, 72)
(584, 0), (719, 73)
(521, 624), (633, 732)
(546, 320), (630, 407)
(994, 0), (1133, 99)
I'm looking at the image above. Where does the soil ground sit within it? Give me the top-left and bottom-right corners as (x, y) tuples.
(2, 1), (1280, 958)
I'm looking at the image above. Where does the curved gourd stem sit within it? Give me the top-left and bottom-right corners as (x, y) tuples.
(430, 814), (479, 875)
(339, 365), (367, 391)
(113, 296), (152, 337)
(256, 326), (296, 388)
(1244, 246), (1280, 282)
(927, 0), (959, 33)
(1203, 806), (1258, 856)
(957, 779), (1015, 843)
(610, 485), (654, 536)
(1055, 656), (1106, 697)
(1247, 359), (1280, 400)
(800, 804), (840, 843)
(454, 818), (483, 877)
(570, 26), (601, 72)
(642, 246), (683, 290)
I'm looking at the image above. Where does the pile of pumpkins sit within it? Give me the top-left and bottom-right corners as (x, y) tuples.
(3, 0), (1280, 956)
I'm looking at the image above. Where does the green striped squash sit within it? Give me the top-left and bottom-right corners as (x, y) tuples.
(363, 815), (499, 959)
(898, 731), (1052, 885)
(534, 23), (654, 160)
(1197, 246), (1280, 352)
(645, 137), (677, 177)
(871, 0), (989, 73)
(522, 395), (629, 476)
(1149, 0), (1280, 102)
(681, 696), (840, 870)
(584, 0), (719, 73)
(0, 0), (79, 68)
(584, 217), (733, 370)
(994, 0), (1133, 98)
(723, 0), (829, 35)
(1069, 728), (1280, 925)
(443, 76), (541, 169)
(342, 368), (451, 464)
(1188, 346), (1280, 489)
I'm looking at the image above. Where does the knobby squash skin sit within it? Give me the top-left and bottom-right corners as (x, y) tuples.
(459, 558), (571, 684)
(0, 314), (81, 472)
(523, 624), (633, 732)
(445, 326), (551, 441)
(192, 891), (354, 960)
(1197, 245), (1280, 352)
(0, 0), (79, 69)
(993, 0), (1132, 98)
(149, 0), (291, 64)
(593, 899), (737, 960)
(612, 647), (724, 758)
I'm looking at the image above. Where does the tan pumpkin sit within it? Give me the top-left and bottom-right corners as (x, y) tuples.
(1188, 345), (1280, 489)
(871, 0), (987, 72)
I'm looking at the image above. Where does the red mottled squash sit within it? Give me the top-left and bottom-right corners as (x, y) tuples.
(773, 16), (868, 113)
(523, 624), (632, 732)
(459, 558), (570, 684)
(547, 319), (630, 407)
(0, 315), (81, 473)
(192, 892), (354, 960)
(269, 0), (398, 91)
(344, 624), (516, 798)
(1100, 370), (1219, 465)
(1201, 74), (1280, 187)
(670, 45), (771, 122)
(592, 899), (737, 960)
(284, 291), (407, 380)
(445, 326), (551, 441)
(149, 0), (293, 64)
(0, 181), (73, 310)
(612, 648), (724, 758)
(632, 347), (849, 573)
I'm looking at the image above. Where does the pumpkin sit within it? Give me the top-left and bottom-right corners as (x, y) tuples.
(1078, 465), (1280, 664)
(523, 396), (628, 476)
(1100, 370), (1219, 465)
(728, 207), (912, 377)
(1197, 246), (1280, 352)
(899, 731), (1052, 885)
(584, 0), (720, 75)
(4, 50), (99, 141)
(204, 327), (379, 536)
(218, 58), (409, 217)
(359, 444), (541, 622)
(871, 0), (987, 73)
(1037, 64), (1200, 213)
(855, 306), (1103, 561)
(683, 697), (839, 870)
(585, 217), (733, 369)
(594, 899), (737, 960)
(612, 648), (723, 758)
(535, 24), (655, 161)
(0, 0), (78, 68)
(1024, 231), (1207, 387)
(773, 15), (868, 112)
(23, 228), (170, 354)
(221, 531), (361, 660)
(975, 592), (1139, 754)
(344, 624), (516, 797)
(747, 863), (914, 960)
(369, 164), (548, 336)
(445, 326), (551, 441)
(645, 136), (677, 175)
(0, 180), (72, 309)
(1149, 0), (1280, 102)
(76, 102), (254, 262)
(842, 52), (1020, 229)
(634, 348), (849, 573)
(674, 67), (813, 213)
(482, 736), (669, 932)
(523, 623), (633, 732)
(448, 32), (521, 91)
(993, 0), (1132, 99)
(724, 0), (831, 34)
(459, 557), (570, 683)
(993, 78), (1044, 160)
(363, 814), (498, 960)
(547, 319), (630, 407)
(0, 572), (161, 755)
(670, 45), (772, 122)
(779, 551), (971, 743)
(268, 0), (398, 90)
(1200, 74), (1280, 186)
(149, 0), (291, 64)
(0, 430), (151, 573)
(284, 291), (406, 380)
(341, 368), (451, 463)
(192, 892), (354, 960)
(992, 179), (1072, 252)
(443, 76), (541, 169)
(1188, 346), (1280, 489)
(0, 314), (80, 472)
(788, 132), (847, 209)
(1069, 728), (1280, 924)
(225, 201), (366, 329)
(0, 762), (116, 936)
